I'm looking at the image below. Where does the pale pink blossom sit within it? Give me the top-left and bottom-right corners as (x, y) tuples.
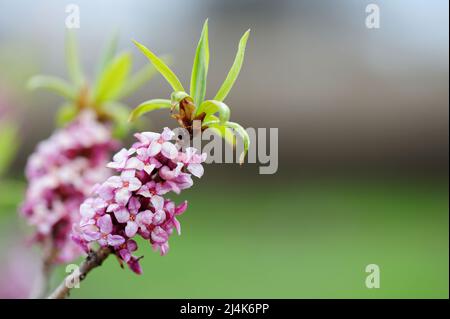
(73, 127), (206, 273)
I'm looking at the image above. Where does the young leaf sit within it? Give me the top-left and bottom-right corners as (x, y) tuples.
(128, 99), (171, 122)
(224, 121), (250, 164)
(27, 75), (76, 100)
(205, 120), (250, 164)
(170, 91), (192, 109)
(206, 116), (236, 146)
(133, 40), (185, 92)
(93, 52), (132, 104)
(199, 100), (230, 124)
(96, 32), (119, 79)
(117, 64), (157, 100)
(65, 31), (84, 87)
(214, 29), (250, 102)
(190, 19), (209, 106)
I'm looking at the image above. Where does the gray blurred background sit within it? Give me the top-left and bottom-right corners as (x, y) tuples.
(0, 0), (448, 177)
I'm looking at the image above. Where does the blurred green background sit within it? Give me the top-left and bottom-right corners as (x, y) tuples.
(0, 0), (448, 298)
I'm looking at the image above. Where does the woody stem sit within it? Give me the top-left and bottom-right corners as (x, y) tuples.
(47, 246), (112, 299)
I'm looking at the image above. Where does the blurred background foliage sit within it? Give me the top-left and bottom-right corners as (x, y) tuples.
(0, 0), (448, 298)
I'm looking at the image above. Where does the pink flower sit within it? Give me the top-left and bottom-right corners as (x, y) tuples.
(136, 127), (178, 159)
(73, 127), (206, 273)
(117, 239), (138, 263)
(21, 111), (117, 263)
(80, 214), (125, 247)
(122, 197), (153, 237)
(179, 147), (207, 178)
(105, 170), (142, 205)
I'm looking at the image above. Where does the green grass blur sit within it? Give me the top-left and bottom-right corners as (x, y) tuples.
(1, 176), (448, 298)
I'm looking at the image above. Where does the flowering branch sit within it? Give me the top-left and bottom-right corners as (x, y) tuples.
(47, 247), (112, 299)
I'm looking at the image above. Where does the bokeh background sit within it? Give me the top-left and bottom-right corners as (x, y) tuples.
(0, 0), (448, 298)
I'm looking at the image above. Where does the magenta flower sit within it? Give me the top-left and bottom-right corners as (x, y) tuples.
(73, 127), (206, 273)
(104, 170), (142, 205)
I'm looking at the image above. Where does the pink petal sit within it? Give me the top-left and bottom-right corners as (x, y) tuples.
(119, 249), (131, 262)
(115, 188), (131, 206)
(147, 141), (162, 157)
(125, 157), (144, 170)
(80, 201), (95, 219)
(135, 132), (160, 145)
(127, 239), (138, 252)
(151, 226), (168, 244)
(125, 221), (138, 237)
(114, 207), (130, 223)
(187, 163), (204, 178)
(81, 226), (101, 241)
(137, 185), (151, 198)
(105, 176), (122, 189)
(113, 148), (128, 162)
(107, 148), (128, 169)
(156, 182), (173, 195)
(107, 234), (125, 246)
(161, 142), (178, 159)
(173, 217), (181, 235)
(128, 256), (143, 274)
(175, 201), (188, 215)
(159, 162), (183, 180)
(97, 184), (115, 201)
(128, 196), (141, 214)
(151, 195), (164, 210)
(106, 203), (119, 213)
(136, 210), (153, 226)
(127, 177), (142, 191)
(152, 210), (166, 225)
(98, 214), (113, 234)
(161, 127), (175, 140)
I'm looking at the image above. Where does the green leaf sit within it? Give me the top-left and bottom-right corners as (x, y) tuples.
(206, 116), (236, 146)
(65, 31), (84, 87)
(0, 121), (18, 176)
(93, 52), (132, 104)
(27, 75), (76, 100)
(128, 99), (171, 122)
(225, 121), (250, 164)
(205, 120), (249, 164)
(104, 102), (131, 138)
(170, 91), (192, 109)
(56, 103), (78, 126)
(190, 19), (209, 106)
(96, 32), (119, 79)
(133, 40), (185, 92)
(214, 29), (250, 102)
(117, 64), (157, 100)
(198, 100), (230, 123)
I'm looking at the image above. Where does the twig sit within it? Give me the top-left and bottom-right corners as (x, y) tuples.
(47, 246), (112, 299)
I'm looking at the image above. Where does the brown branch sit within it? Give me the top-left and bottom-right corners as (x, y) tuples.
(47, 246), (112, 299)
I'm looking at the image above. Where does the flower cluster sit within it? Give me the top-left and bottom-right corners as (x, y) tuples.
(21, 111), (117, 263)
(73, 127), (206, 274)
